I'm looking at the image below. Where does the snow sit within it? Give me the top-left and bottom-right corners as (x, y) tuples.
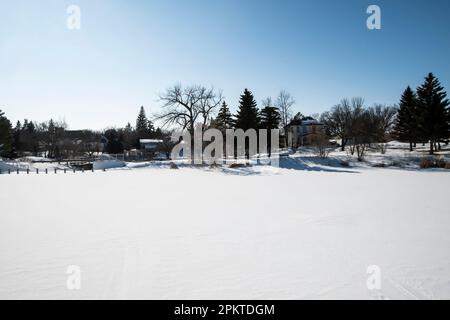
(0, 160), (15, 172)
(1, 151), (450, 299)
(93, 160), (126, 170)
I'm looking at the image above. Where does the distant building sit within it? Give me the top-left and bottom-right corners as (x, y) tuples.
(139, 139), (163, 151)
(286, 114), (325, 148)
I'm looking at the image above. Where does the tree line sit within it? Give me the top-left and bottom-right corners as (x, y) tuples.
(156, 85), (296, 158)
(319, 72), (449, 159)
(0, 107), (168, 159)
(157, 85), (294, 134)
(1, 72), (448, 160)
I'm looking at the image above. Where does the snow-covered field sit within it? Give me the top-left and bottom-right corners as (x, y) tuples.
(1, 153), (450, 299)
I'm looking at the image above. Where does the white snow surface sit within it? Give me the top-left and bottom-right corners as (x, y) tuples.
(0, 160), (450, 300)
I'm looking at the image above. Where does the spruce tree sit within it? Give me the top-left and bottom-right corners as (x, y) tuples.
(416, 73), (449, 154)
(136, 106), (149, 136)
(0, 109), (13, 157)
(394, 86), (419, 151)
(260, 99), (281, 130)
(214, 101), (234, 131)
(259, 99), (281, 156)
(234, 89), (260, 130)
(47, 119), (56, 158)
(104, 128), (124, 154)
(13, 121), (22, 153)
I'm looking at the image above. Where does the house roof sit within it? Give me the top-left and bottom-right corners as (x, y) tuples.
(287, 116), (323, 127)
(139, 139), (163, 144)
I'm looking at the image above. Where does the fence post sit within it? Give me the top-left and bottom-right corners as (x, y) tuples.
(8, 169), (11, 174)
(55, 168), (57, 174)
(17, 169), (19, 174)
(73, 168), (76, 173)
(45, 168), (48, 174)
(36, 168), (39, 174)
(27, 168), (29, 174)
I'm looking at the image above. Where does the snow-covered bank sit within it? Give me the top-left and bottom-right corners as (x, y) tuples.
(0, 160), (15, 172)
(0, 165), (449, 299)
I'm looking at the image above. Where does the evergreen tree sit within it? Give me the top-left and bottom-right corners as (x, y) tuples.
(135, 106), (155, 148)
(125, 122), (133, 132)
(13, 121), (22, 154)
(136, 106), (150, 136)
(214, 101), (234, 131)
(234, 89), (260, 130)
(147, 118), (155, 135)
(394, 86), (419, 151)
(24, 120), (38, 155)
(24, 120), (36, 134)
(416, 73), (449, 154)
(259, 98), (281, 156)
(47, 119), (56, 158)
(121, 122), (136, 151)
(0, 109), (13, 157)
(104, 128), (124, 154)
(260, 98), (281, 130)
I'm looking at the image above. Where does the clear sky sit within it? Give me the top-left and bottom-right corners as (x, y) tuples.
(1, 0), (450, 130)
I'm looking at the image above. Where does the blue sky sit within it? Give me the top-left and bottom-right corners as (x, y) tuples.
(1, 0), (449, 130)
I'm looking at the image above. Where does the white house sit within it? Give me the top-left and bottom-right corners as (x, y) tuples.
(286, 114), (325, 148)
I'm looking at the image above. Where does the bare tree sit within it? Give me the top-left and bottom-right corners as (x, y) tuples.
(156, 84), (222, 162)
(198, 87), (223, 130)
(157, 85), (203, 134)
(365, 104), (398, 154)
(275, 90), (295, 147)
(320, 98), (352, 151)
(311, 131), (331, 158)
(157, 84), (223, 131)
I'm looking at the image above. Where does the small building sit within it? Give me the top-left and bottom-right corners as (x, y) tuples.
(139, 139), (163, 151)
(286, 114), (326, 148)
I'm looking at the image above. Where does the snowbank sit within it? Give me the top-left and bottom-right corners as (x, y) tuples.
(0, 160), (16, 173)
(93, 159), (126, 170)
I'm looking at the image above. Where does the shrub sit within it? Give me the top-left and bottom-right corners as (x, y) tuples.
(420, 157), (448, 169)
(340, 161), (350, 167)
(169, 162), (179, 169)
(229, 163), (251, 168)
(311, 132), (331, 158)
(371, 163), (386, 168)
(209, 163), (222, 169)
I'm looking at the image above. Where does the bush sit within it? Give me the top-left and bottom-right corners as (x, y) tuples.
(169, 162), (179, 169)
(311, 132), (331, 158)
(420, 157), (448, 169)
(340, 161), (350, 167)
(229, 163), (251, 168)
(209, 163), (222, 169)
(371, 162), (386, 168)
